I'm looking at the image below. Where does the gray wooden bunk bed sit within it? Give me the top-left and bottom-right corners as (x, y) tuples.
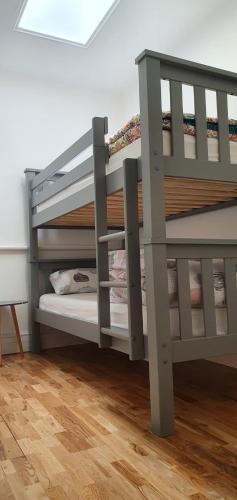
(25, 50), (237, 437)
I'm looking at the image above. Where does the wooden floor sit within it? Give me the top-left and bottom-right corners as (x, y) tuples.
(0, 345), (237, 499)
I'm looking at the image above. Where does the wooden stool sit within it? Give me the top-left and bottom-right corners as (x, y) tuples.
(0, 300), (27, 366)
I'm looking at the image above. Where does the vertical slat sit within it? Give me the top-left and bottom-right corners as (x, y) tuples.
(177, 259), (193, 339)
(224, 258), (237, 334)
(194, 86), (208, 161)
(216, 91), (230, 164)
(123, 159), (144, 361)
(93, 117), (111, 348)
(138, 55), (175, 437)
(201, 259), (217, 337)
(170, 81), (184, 158)
(25, 171), (41, 353)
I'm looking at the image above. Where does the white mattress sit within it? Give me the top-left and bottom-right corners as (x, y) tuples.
(39, 292), (227, 338)
(37, 132), (237, 213)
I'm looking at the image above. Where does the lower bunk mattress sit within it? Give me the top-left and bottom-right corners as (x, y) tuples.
(39, 292), (227, 338)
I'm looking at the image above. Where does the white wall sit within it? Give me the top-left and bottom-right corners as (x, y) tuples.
(0, 70), (124, 352)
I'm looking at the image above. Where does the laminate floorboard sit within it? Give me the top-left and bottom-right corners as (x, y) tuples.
(0, 344), (236, 499)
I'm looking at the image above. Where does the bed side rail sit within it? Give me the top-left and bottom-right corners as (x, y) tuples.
(29, 120), (108, 212)
(32, 128), (93, 190)
(166, 238), (237, 362)
(136, 50), (237, 182)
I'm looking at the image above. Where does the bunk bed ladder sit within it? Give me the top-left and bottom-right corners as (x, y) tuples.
(93, 117), (144, 360)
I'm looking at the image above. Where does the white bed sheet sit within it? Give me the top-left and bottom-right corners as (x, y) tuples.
(37, 132), (237, 213)
(39, 292), (227, 338)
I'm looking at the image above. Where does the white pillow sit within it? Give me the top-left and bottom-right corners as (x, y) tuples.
(50, 268), (97, 295)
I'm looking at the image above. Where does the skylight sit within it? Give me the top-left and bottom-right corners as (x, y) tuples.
(17, 0), (120, 47)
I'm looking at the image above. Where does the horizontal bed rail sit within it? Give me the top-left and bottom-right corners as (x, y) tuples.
(136, 50), (237, 94)
(166, 238), (237, 259)
(31, 128), (93, 190)
(32, 155), (94, 208)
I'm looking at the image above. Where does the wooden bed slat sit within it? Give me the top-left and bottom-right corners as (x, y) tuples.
(43, 177), (237, 227)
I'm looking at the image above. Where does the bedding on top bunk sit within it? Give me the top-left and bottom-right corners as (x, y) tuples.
(39, 292), (228, 338)
(108, 113), (237, 156)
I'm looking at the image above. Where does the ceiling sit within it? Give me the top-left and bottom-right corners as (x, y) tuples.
(0, 0), (236, 94)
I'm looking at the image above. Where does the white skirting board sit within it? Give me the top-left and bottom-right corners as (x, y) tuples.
(1, 328), (86, 355)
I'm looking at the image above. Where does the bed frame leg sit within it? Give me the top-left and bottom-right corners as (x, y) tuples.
(145, 244), (175, 437)
(31, 321), (41, 353)
(26, 171), (41, 354)
(137, 54), (175, 436)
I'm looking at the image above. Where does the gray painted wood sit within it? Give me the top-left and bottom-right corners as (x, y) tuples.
(32, 129), (92, 189)
(98, 231), (125, 243)
(35, 309), (99, 343)
(177, 259), (193, 339)
(201, 259), (217, 337)
(32, 156), (93, 207)
(123, 159), (144, 361)
(25, 171), (41, 353)
(194, 86), (208, 161)
(136, 50), (237, 83)
(167, 241), (237, 260)
(100, 326), (129, 340)
(224, 258), (237, 334)
(100, 281), (127, 288)
(164, 157), (237, 181)
(172, 333), (237, 362)
(170, 81), (184, 158)
(93, 117), (111, 348)
(217, 91), (230, 164)
(32, 182), (94, 228)
(167, 238), (237, 246)
(139, 55), (175, 437)
(136, 51), (237, 95)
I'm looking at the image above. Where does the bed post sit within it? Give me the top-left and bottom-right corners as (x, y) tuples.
(137, 53), (175, 436)
(25, 170), (41, 354)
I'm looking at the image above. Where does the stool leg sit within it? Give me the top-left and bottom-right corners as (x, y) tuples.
(0, 308), (2, 366)
(10, 305), (24, 358)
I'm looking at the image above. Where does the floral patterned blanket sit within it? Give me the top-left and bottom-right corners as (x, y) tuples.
(108, 113), (237, 156)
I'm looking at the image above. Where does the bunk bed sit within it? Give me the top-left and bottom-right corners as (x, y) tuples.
(26, 50), (237, 437)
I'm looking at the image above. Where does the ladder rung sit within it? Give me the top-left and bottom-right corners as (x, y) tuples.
(101, 326), (129, 340)
(100, 281), (127, 288)
(98, 231), (126, 243)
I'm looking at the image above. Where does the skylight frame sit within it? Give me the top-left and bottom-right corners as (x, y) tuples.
(15, 0), (120, 48)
